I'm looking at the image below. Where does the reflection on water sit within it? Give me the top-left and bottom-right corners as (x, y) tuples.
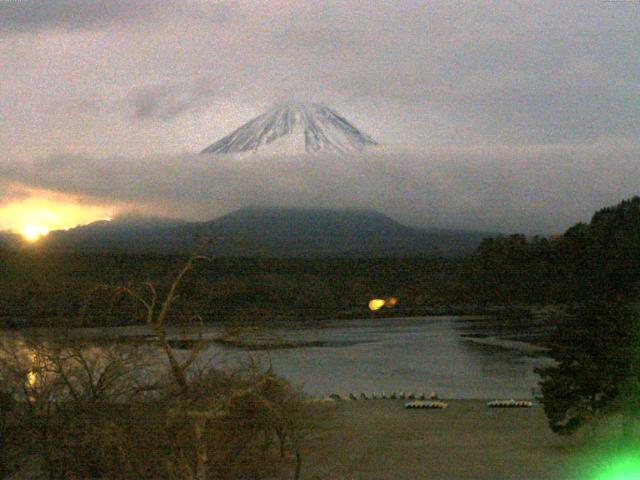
(1, 316), (554, 399)
(200, 316), (554, 399)
(26, 369), (37, 387)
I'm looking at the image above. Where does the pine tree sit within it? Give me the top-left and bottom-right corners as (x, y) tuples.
(536, 301), (640, 437)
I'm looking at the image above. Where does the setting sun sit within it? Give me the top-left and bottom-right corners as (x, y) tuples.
(21, 225), (49, 242)
(0, 192), (115, 240)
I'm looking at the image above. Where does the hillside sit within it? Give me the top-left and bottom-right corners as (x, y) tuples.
(35, 208), (488, 257)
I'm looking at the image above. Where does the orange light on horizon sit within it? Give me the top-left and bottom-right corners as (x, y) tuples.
(21, 225), (50, 242)
(0, 195), (114, 240)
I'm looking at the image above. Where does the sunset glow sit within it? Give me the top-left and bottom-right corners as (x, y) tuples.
(22, 225), (49, 242)
(0, 194), (114, 240)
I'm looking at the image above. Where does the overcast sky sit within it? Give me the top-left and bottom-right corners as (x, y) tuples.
(1, 0), (639, 234)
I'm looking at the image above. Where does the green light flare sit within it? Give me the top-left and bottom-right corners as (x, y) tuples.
(589, 450), (640, 480)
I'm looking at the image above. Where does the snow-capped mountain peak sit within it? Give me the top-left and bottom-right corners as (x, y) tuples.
(201, 102), (378, 156)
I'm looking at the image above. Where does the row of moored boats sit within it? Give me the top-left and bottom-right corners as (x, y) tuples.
(326, 393), (534, 409)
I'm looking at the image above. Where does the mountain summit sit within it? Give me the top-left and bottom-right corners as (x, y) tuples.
(201, 102), (378, 155)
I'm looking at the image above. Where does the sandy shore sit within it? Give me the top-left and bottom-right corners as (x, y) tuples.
(301, 399), (578, 480)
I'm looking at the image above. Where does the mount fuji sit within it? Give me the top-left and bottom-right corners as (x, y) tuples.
(201, 102), (378, 156)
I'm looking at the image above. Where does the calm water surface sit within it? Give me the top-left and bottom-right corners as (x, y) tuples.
(202, 316), (554, 399)
(3, 316), (554, 399)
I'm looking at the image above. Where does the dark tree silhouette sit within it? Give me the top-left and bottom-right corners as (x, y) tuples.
(536, 302), (640, 437)
(534, 197), (640, 439)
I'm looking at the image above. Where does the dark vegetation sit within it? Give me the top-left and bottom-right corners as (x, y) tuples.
(3, 195), (640, 468)
(0, 336), (313, 479)
(440, 195), (640, 441)
(533, 197), (640, 441)
(0, 254), (470, 328)
(0, 257), (314, 479)
(2, 193), (639, 327)
(464, 197), (640, 305)
(1, 198), (640, 328)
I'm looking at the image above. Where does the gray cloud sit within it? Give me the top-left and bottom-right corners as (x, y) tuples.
(0, 0), (232, 32)
(1, 1), (639, 233)
(58, 2), (640, 144)
(0, 182), (31, 207)
(0, 0), (148, 32)
(124, 82), (220, 121)
(2, 142), (639, 234)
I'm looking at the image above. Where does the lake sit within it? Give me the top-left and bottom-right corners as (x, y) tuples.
(2, 315), (555, 399)
(199, 315), (554, 399)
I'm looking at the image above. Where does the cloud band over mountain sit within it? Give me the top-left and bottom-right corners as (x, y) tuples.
(2, 141), (639, 235)
(1, 2), (639, 235)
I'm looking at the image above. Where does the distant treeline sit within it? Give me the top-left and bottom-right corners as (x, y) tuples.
(0, 254), (468, 327)
(2, 196), (640, 327)
(464, 196), (640, 305)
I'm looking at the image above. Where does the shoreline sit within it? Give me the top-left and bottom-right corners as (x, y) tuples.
(302, 399), (575, 479)
(3, 312), (556, 356)
(0, 303), (566, 330)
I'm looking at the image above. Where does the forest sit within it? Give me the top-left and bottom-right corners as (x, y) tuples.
(2, 197), (640, 328)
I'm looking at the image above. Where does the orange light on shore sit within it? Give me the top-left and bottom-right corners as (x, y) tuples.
(369, 297), (399, 311)
(369, 299), (386, 311)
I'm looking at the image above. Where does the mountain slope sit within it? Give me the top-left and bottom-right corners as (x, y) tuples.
(201, 103), (378, 156)
(39, 216), (188, 253)
(37, 208), (488, 257)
